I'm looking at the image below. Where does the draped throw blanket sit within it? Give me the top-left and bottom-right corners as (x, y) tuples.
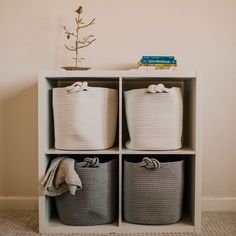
(40, 157), (82, 196)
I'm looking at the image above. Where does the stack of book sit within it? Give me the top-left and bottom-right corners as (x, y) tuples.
(138, 56), (177, 70)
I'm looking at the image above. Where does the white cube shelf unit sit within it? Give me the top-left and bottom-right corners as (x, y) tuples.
(38, 70), (202, 234)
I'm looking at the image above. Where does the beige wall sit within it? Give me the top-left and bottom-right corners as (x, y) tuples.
(0, 0), (236, 207)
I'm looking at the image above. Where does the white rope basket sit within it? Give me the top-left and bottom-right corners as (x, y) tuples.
(53, 82), (118, 150)
(124, 84), (183, 150)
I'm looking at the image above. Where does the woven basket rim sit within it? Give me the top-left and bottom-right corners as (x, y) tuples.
(124, 157), (183, 165)
(53, 86), (118, 93)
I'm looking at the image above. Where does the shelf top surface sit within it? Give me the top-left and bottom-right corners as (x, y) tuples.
(39, 69), (198, 79)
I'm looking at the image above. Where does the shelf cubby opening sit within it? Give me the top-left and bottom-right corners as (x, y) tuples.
(40, 154), (120, 230)
(121, 154), (195, 230)
(121, 77), (196, 152)
(41, 77), (120, 151)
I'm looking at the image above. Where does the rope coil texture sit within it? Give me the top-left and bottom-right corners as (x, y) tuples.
(147, 83), (171, 93)
(66, 81), (88, 93)
(81, 157), (99, 167)
(138, 157), (161, 169)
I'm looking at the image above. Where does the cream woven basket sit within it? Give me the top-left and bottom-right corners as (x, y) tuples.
(124, 84), (183, 150)
(53, 82), (118, 150)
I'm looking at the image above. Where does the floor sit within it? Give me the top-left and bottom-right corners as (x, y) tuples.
(0, 211), (235, 236)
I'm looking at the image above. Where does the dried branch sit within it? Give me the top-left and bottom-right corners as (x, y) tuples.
(60, 25), (77, 39)
(78, 40), (86, 45)
(73, 57), (81, 62)
(77, 35), (95, 46)
(79, 18), (84, 24)
(73, 57), (85, 62)
(79, 18), (95, 29)
(64, 44), (76, 51)
(78, 38), (96, 49)
(61, 6), (95, 67)
(83, 35), (95, 42)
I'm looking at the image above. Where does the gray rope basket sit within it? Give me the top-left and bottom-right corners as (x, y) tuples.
(55, 158), (117, 226)
(123, 156), (184, 225)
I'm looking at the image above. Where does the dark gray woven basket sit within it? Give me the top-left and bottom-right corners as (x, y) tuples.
(123, 157), (184, 225)
(55, 158), (117, 226)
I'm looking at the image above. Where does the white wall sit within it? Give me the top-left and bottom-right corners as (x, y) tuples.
(0, 0), (236, 210)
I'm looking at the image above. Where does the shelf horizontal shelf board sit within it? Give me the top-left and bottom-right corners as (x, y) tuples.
(45, 147), (119, 155)
(120, 214), (194, 233)
(122, 146), (195, 155)
(39, 69), (197, 80)
(42, 215), (194, 234)
(44, 218), (119, 234)
(44, 147), (195, 155)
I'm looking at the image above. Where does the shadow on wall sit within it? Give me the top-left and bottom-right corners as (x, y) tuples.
(0, 83), (38, 196)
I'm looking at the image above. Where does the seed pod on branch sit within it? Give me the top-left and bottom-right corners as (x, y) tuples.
(75, 6), (83, 14)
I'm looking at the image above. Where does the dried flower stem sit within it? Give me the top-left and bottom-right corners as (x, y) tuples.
(75, 12), (80, 67)
(61, 6), (96, 67)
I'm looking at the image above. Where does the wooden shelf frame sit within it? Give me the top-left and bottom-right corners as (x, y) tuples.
(38, 70), (202, 234)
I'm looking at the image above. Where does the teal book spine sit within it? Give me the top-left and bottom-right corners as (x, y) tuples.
(140, 59), (177, 64)
(142, 56), (175, 60)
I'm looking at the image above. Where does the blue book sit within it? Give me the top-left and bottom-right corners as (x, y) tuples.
(140, 59), (177, 65)
(142, 56), (175, 60)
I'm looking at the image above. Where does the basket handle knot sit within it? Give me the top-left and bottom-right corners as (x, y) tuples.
(82, 157), (99, 167)
(147, 84), (171, 93)
(139, 157), (161, 169)
(66, 81), (88, 93)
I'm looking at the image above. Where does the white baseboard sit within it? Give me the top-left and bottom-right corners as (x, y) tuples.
(0, 196), (236, 211)
(0, 196), (38, 210)
(202, 197), (236, 211)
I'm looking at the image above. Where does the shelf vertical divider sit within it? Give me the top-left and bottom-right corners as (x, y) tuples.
(194, 72), (202, 233)
(38, 75), (51, 233)
(118, 76), (123, 226)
